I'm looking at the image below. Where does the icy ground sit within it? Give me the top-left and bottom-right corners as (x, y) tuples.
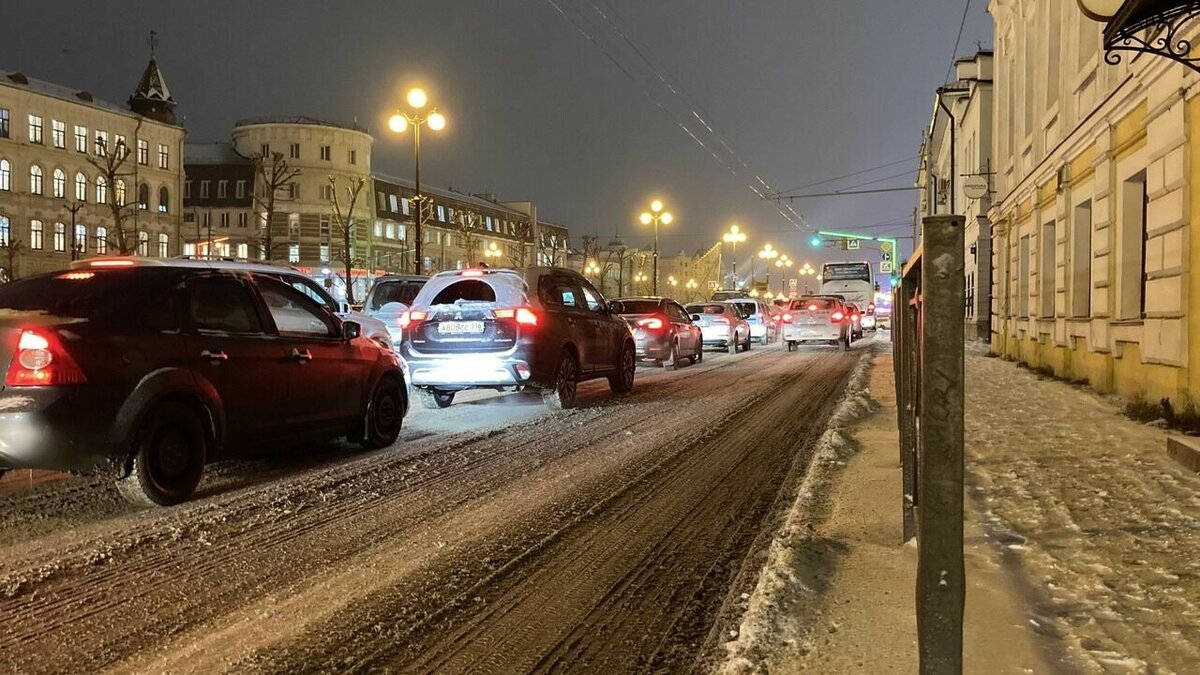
(967, 354), (1200, 673)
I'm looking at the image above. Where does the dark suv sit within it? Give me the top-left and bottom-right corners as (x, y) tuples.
(398, 267), (636, 409)
(0, 258), (408, 506)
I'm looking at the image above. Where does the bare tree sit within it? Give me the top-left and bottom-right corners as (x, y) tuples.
(579, 235), (600, 273)
(508, 221), (532, 269)
(250, 152), (301, 261)
(0, 239), (23, 283)
(86, 140), (138, 255)
(328, 175), (367, 305)
(455, 210), (483, 267)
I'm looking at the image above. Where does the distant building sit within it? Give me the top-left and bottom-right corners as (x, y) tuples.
(0, 57), (185, 279)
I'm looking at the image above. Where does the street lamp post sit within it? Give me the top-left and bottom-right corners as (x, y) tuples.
(798, 262), (816, 294)
(775, 255), (793, 295)
(482, 241), (503, 265)
(66, 201), (85, 261)
(639, 200), (673, 295)
(722, 224), (746, 288)
(584, 259), (601, 278)
(388, 88), (447, 275)
(685, 278), (698, 302)
(758, 243), (778, 290)
(633, 271), (648, 295)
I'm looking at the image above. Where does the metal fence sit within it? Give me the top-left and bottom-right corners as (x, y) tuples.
(892, 214), (966, 675)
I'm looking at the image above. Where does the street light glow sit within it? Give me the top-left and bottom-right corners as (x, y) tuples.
(388, 113), (408, 133)
(640, 212), (653, 225)
(427, 111), (447, 131)
(661, 212), (673, 225)
(651, 200), (663, 213)
(407, 87), (428, 109)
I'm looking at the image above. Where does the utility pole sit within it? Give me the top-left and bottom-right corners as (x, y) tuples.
(66, 201), (85, 261)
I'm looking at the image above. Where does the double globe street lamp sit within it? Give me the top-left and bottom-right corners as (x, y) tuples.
(388, 88), (447, 275)
(775, 254), (793, 295)
(722, 224), (747, 288)
(758, 243), (778, 289)
(640, 200), (673, 295)
(483, 241), (503, 264)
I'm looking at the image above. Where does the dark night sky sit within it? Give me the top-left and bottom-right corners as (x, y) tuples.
(2, 1), (991, 267)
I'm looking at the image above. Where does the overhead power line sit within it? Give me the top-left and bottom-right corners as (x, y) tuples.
(775, 155), (920, 195)
(944, 0), (972, 83)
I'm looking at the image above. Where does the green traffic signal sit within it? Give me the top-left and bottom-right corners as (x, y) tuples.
(809, 236), (822, 248)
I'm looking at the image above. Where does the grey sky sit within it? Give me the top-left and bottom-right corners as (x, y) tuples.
(2, 1), (991, 267)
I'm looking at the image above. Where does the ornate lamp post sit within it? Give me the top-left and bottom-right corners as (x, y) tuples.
(482, 241), (503, 264)
(584, 259), (601, 278)
(758, 243), (778, 290)
(639, 200), (672, 295)
(798, 262), (816, 294)
(685, 278), (698, 302)
(1078, 0), (1200, 72)
(388, 88), (447, 275)
(722, 224), (747, 288)
(775, 255), (793, 295)
(633, 271), (648, 295)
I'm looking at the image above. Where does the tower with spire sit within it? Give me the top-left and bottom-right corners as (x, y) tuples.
(128, 31), (177, 125)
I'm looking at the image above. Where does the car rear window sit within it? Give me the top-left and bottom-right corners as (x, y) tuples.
(731, 301), (758, 315)
(0, 269), (165, 319)
(687, 304), (726, 315)
(367, 279), (424, 311)
(613, 300), (661, 314)
(795, 298), (837, 311)
(415, 273), (526, 309)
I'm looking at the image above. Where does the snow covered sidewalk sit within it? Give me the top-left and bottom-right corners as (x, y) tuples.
(967, 354), (1200, 673)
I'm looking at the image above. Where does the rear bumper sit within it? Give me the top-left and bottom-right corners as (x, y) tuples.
(862, 315), (877, 329)
(699, 326), (734, 346)
(403, 350), (534, 389)
(782, 325), (841, 342)
(633, 333), (672, 360)
(0, 397), (116, 473)
(749, 324), (769, 339)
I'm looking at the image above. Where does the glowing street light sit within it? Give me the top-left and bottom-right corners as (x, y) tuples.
(584, 259), (601, 276)
(758, 243), (779, 290)
(483, 241), (503, 262)
(387, 86), (448, 274)
(775, 255), (794, 294)
(633, 271), (648, 293)
(722, 224), (747, 287)
(640, 199), (673, 295)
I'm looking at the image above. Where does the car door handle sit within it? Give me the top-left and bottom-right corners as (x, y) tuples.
(200, 350), (228, 363)
(290, 348), (313, 362)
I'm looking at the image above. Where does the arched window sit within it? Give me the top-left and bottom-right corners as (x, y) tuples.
(288, 213), (301, 238)
(96, 176), (108, 204)
(137, 230), (149, 256)
(29, 220), (43, 250)
(52, 168), (66, 198)
(95, 226), (108, 254)
(157, 232), (169, 257)
(0, 159), (10, 191)
(74, 224), (87, 254)
(30, 164), (43, 195)
(114, 179), (126, 205)
(75, 172), (87, 201)
(158, 185), (169, 213)
(0, 215), (10, 246)
(137, 183), (149, 210)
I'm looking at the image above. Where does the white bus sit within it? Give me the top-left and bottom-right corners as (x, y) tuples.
(819, 261), (874, 308)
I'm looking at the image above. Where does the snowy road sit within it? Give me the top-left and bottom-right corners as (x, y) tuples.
(0, 339), (869, 674)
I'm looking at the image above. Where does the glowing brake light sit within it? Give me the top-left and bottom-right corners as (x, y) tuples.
(89, 259), (135, 268)
(867, 303), (876, 313)
(494, 307), (538, 326)
(807, 304), (818, 311)
(635, 317), (665, 330)
(461, 270), (484, 277)
(782, 313), (793, 323)
(831, 311), (845, 322)
(6, 329), (88, 387)
(399, 310), (427, 329)
(58, 271), (95, 280)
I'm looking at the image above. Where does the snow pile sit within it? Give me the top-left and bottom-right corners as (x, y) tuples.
(718, 351), (877, 674)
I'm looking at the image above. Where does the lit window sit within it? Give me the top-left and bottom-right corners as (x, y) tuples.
(401, 198), (410, 215)
(0, 108), (8, 138)
(29, 164), (43, 195)
(374, 221), (383, 237)
(158, 233), (169, 257)
(94, 130), (108, 155)
(158, 144), (169, 169)
(28, 115), (43, 143)
(75, 172), (87, 201)
(115, 179), (127, 205)
(74, 125), (87, 153)
(320, 244), (330, 261)
(52, 168), (66, 198)
(0, 159), (9, 191)
(95, 226), (108, 254)
(54, 222), (66, 252)
(51, 120), (65, 149)
(96, 176), (108, 204)
(288, 243), (300, 263)
(137, 183), (149, 210)
(237, 243), (249, 259)
(158, 186), (169, 213)
(74, 224), (87, 253)
(437, 205), (445, 221)
(137, 139), (149, 165)
(0, 216), (9, 245)
(385, 222), (395, 240)
(29, 220), (43, 250)
(115, 135), (127, 159)
(138, 230), (149, 256)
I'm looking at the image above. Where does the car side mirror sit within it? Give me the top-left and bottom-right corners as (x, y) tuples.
(690, 314), (701, 322)
(342, 320), (361, 340)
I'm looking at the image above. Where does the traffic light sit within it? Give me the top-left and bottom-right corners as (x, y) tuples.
(809, 235), (822, 248)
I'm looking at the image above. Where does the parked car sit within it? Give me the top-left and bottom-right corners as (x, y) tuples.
(0, 258), (408, 506)
(611, 297), (703, 368)
(398, 267), (636, 410)
(728, 298), (777, 344)
(780, 295), (852, 351)
(845, 303), (865, 340)
(861, 302), (878, 332)
(685, 301), (752, 353)
(362, 274), (429, 346)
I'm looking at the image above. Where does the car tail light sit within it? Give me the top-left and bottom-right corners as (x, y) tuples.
(867, 303), (876, 314)
(712, 317), (730, 325)
(807, 304), (818, 311)
(461, 270), (484, 277)
(58, 271), (95, 280)
(782, 313), (793, 323)
(831, 311), (845, 322)
(89, 259), (135, 268)
(5, 329), (88, 387)
(635, 316), (665, 330)
(399, 310), (428, 329)
(494, 307), (538, 326)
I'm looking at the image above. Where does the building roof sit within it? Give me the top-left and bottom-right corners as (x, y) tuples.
(129, 56), (174, 105)
(372, 172), (529, 218)
(2, 69), (130, 117)
(234, 116), (370, 134)
(184, 142), (249, 165)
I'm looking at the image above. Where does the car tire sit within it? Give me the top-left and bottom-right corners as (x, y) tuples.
(842, 332), (852, 351)
(116, 402), (206, 507)
(417, 388), (455, 410)
(727, 339), (736, 354)
(691, 344), (703, 365)
(544, 349), (580, 410)
(663, 341), (678, 370)
(360, 377), (406, 449)
(609, 342), (637, 394)
(744, 335), (751, 352)
(787, 341), (797, 352)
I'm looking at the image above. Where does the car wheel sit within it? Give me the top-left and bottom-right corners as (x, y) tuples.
(727, 339), (736, 354)
(787, 341), (797, 352)
(609, 342), (637, 394)
(117, 402), (206, 507)
(417, 388), (455, 410)
(744, 334), (751, 351)
(842, 331), (852, 351)
(663, 341), (678, 370)
(360, 377), (406, 449)
(544, 349), (580, 410)
(691, 343), (703, 365)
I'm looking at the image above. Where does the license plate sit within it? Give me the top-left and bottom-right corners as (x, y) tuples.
(438, 321), (484, 335)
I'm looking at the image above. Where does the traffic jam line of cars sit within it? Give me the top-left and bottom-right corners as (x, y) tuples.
(0, 257), (879, 506)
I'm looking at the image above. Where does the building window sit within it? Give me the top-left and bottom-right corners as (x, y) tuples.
(202, 212), (211, 228)
(200, 180), (210, 198)
(94, 130), (108, 156)
(220, 212), (230, 228)
(53, 222), (66, 251)
(348, 149), (357, 165)
(289, 143), (300, 159)
(401, 198), (410, 215)
(236, 180), (246, 199)
(320, 244), (330, 262)
(437, 205), (446, 221)
(288, 243), (300, 263)
(51, 120), (65, 149)
(95, 226), (108, 254)
(115, 135), (127, 159)
(75, 172), (87, 201)
(322, 184), (334, 201)
(28, 115), (43, 144)
(159, 186), (169, 213)
(0, 159), (9, 191)
(184, 180), (192, 199)
(218, 180), (228, 199)
(374, 221), (383, 237)
(289, 183), (299, 199)
(237, 243), (249, 259)
(1119, 171), (1148, 320)
(158, 144), (169, 169)
(320, 145), (331, 161)
(0, 108), (8, 138)
(29, 220), (43, 250)
(288, 213), (301, 239)
(238, 212), (248, 228)
(29, 164), (43, 195)
(137, 139), (149, 165)
(385, 222), (396, 240)
(74, 125), (87, 152)
(115, 179), (127, 205)
(260, 143), (270, 157)
(1039, 220), (1056, 318)
(96, 176), (108, 204)
(0, 216), (9, 245)
(1018, 235), (1030, 318)
(138, 231), (149, 256)
(158, 233), (169, 258)
(137, 183), (149, 211)
(52, 168), (66, 198)
(74, 224), (87, 254)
